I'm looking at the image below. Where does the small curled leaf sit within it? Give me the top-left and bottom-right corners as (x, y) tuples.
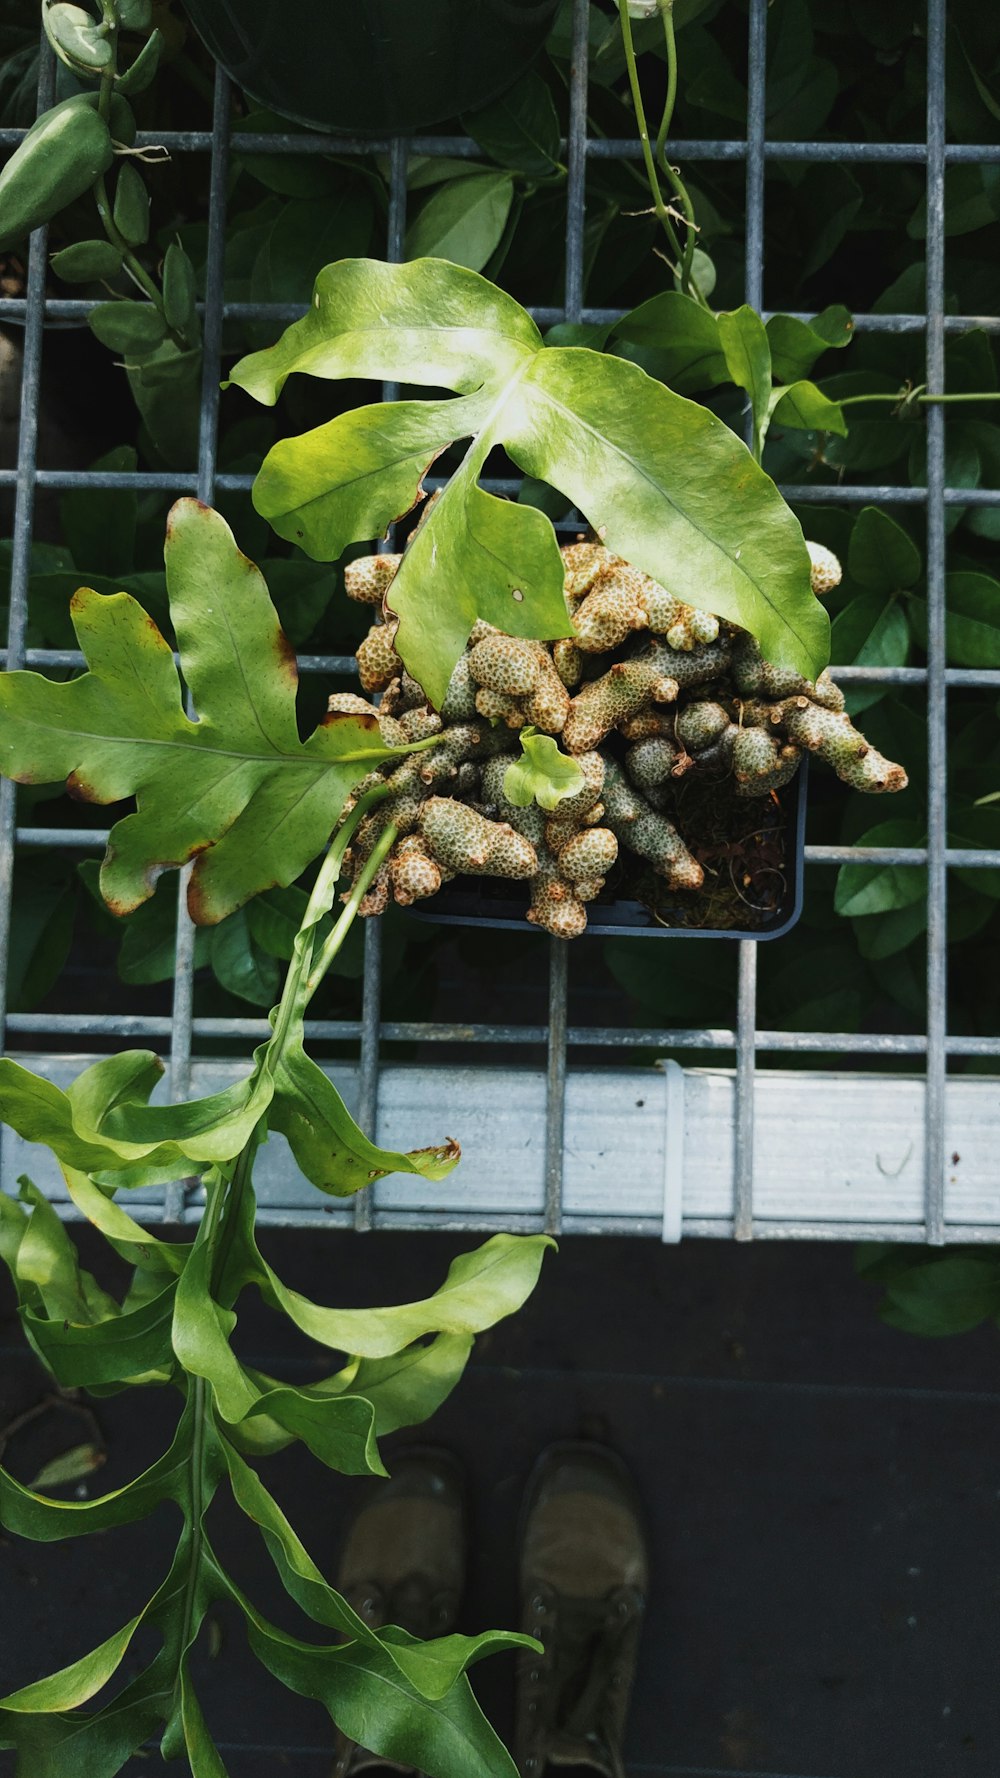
(162, 240), (198, 335)
(50, 239), (123, 283)
(89, 298), (167, 355)
(503, 727), (585, 811)
(115, 26), (162, 95)
(112, 161), (150, 247)
(29, 1443), (105, 1490)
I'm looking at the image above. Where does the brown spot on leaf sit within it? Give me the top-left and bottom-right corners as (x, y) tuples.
(273, 625), (299, 687)
(66, 769), (103, 804)
(320, 708), (380, 736)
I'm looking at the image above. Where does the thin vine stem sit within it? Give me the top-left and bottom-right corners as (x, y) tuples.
(656, 4), (699, 293)
(836, 390), (1000, 407)
(90, 1), (169, 315)
(618, 0), (705, 304)
(617, 1), (684, 274)
(307, 822), (399, 994)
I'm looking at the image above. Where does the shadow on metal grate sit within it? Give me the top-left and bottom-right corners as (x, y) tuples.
(1, 0), (998, 1244)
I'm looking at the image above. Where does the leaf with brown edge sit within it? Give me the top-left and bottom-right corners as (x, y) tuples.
(0, 500), (400, 923)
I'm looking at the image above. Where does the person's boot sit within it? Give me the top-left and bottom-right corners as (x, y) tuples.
(331, 1448), (466, 1777)
(515, 1442), (648, 1778)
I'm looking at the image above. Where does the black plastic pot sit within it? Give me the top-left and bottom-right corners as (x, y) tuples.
(183, 0), (560, 135)
(410, 762), (809, 941)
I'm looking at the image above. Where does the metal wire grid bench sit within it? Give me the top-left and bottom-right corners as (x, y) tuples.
(0, 0), (998, 1244)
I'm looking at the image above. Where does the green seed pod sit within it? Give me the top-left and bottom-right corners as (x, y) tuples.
(112, 161), (150, 247)
(162, 241), (198, 334)
(0, 96), (114, 252)
(50, 238), (124, 283)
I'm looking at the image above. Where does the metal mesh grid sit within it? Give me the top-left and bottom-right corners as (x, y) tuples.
(1, 0), (998, 1243)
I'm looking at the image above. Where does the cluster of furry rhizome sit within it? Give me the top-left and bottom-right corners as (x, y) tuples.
(333, 541), (907, 939)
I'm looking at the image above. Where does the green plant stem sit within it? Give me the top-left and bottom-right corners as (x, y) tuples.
(176, 1161), (230, 1687)
(654, 5), (678, 160)
(617, 0), (705, 305)
(616, 3), (684, 273)
(307, 821), (398, 994)
(655, 4), (699, 294)
(90, 2), (167, 314)
(209, 797), (399, 1293)
(836, 390), (1000, 407)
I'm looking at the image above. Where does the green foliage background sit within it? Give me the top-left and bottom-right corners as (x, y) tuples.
(1, 0), (998, 1057)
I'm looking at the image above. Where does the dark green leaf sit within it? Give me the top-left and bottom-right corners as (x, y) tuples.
(405, 174), (515, 271)
(611, 292), (729, 394)
(162, 241), (198, 335)
(908, 571), (1000, 668)
(717, 304), (773, 458)
(830, 593), (909, 715)
(89, 300), (166, 355)
(234, 110), (339, 198)
(112, 161), (149, 247)
(60, 444), (138, 578)
(463, 71), (562, 177)
(847, 506), (922, 595)
(238, 1598), (521, 1778)
(876, 1252), (1000, 1336)
(0, 501), (397, 921)
(766, 307), (854, 382)
(23, 1280), (177, 1387)
(50, 239), (123, 283)
(244, 884), (310, 960)
(768, 379), (847, 437)
(834, 819), (926, 918)
(210, 907), (282, 1007)
(114, 25), (161, 95)
(251, 192), (372, 307)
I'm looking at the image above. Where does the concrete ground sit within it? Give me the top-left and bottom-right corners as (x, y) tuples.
(1, 1231), (997, 1778)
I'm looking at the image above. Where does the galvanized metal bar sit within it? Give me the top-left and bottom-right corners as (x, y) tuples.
(163, 66), (231, 1224)
(0, 48), (54, 1056)
(7, 1009), (1000, 1057)
(40, 1198), (1000, 1244)
(21, 823), (1000, 870)
(731, 0), (770, 1244)
(544, 941), (569, 1235)
(564, 0), (590, 322)
(3, 124), (998, 166)
(539, 0), (591, 1238)
(923, 0), (948, 1246)
(353, 133), (409, 1234)
(4, 299), (1000, 341)
(8, 649), (1000, 694)
(4, 465), (1000, 513)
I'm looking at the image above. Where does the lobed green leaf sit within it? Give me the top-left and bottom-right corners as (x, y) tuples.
(231, 258), (829, 705)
